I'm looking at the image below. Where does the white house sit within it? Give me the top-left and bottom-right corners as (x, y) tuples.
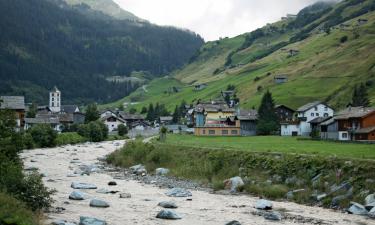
(100, 114), (126, 132)
(280, 121), (300, 136)
(296, 101), (334, 136)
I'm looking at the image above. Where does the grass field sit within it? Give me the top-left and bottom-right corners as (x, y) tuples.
(162, 134), (375, 159)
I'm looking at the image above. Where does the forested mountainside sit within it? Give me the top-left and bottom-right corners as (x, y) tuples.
(0, 0), (204, 104)
(107, 0), (375, 111)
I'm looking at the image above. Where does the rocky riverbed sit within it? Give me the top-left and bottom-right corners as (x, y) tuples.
(21, 141), (375, 225)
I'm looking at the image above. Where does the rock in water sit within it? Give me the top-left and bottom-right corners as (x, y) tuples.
(71, 182), (97, 189)
(129, 164), (147, 175)
(156, 209), (182, 220)
(69, 191), (86, 200)
(89, 199), (110, 208)
(225, 220), (241, 225)
(108, 181), (117, 186)
(263, 211), (282, 221)
(156, 168), (170, 176)
(52, 220), (76, 225)
(347, 202), (368, 215)
(158, 201), (178, 208)
(165, 188), (192, 197)
(79, 216), (107, 225)
(224, 176), (244, 193)
(369, 207), (375, 219)
(255, 199), (273, 210)
(366, 194), (375, 205)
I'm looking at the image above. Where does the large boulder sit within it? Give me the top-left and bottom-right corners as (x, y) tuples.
(224, 177), (244, 193)
(69, 191), (87, 200)
(365, 194), (375, 205)
(165, 188), (192, 197)
(369, 207), (375, 219)
(129, 164), (147, 175)
(77, 164), (100, 175)
(263, 211), (282, 221)
(255, 199), (273, 210)
(347, 202), (368, 215)
(156, 168), (170, 176)
(158, 201), (178, 209)
(366, 202), (375, 211)
(79, 216), (107, 225)
(156, 209), (182, 220)
(89, 199), (110, 208)
(71, 182), (97, 189)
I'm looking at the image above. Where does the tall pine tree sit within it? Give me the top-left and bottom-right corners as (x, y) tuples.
(257, 90), (279, 135)
(352, 83), (370, 107)
(146, 103), (154, 121)
(172, 105), (180, 124)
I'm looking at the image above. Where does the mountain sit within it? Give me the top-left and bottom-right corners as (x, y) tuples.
(0, 0), (204, 104)
(63, 0), (141, 21)
(105, 0), (375, 111)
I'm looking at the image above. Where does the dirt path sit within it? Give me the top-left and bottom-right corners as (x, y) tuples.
(21, 141), (374, 225)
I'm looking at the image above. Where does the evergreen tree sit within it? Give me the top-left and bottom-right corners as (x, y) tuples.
(26, 102), (37, 118)
(352, 83), (370, 107)
(257, 90), (279, 135)
(85, 103), (99, 123)
(172, 105), (180, 124)
(146, 103), (154, 121)
(140, 106), (148, 114)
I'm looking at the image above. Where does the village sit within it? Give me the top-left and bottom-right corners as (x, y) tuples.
(1, 85), (374, 142)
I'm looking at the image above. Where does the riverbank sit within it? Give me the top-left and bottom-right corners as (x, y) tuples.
(20, 140), (375, 224)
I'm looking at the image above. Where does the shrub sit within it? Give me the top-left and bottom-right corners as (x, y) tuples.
(340, 36), (348, 43)
(0, 192), (40, 225)
(78, 121), (108, 142)
(117, 124), (128, 136)
(56, 132), (86, 146)
(28, 124), (57, 148)
(22, 132), (35, 149)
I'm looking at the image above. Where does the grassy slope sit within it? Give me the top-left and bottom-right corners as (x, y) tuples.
(162, 135), (375, 159)
(103, 0), (375, 112)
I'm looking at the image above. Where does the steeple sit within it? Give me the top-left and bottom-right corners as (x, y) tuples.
(49, 86), (61, 113)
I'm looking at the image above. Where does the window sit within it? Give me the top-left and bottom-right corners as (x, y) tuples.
(314, 106), (318, 111)
(209, 130), (215, 135)
(324, 113), (328, 117)
(231, 130), (238, 135)
(342, 133), (348, 139)
(202, 130), (206, 134)
(222, 130), (228, 135)
(316, 113), (319, 116)
(52, 102), (54, 107)
(311, 113), (314, 117)
(324, 106), (328, 111)
(52, 98), (54, 101)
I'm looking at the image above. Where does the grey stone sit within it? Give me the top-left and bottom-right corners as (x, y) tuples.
(119, 193), (131, 198)
(316, 193), (327, 201)
(130, 164), (147, 175)
(225, 221), (241, 225)
(30, 159), (37, 162)
(67, 174), (79, 177)
(285, 176), (298, 185)
(255, 199), (272, 210)
(365, 202), (375, 211)
(263, 211), (282, 221)
(89, 199), (110, 208)
(156, 209), (182, 220)
(156, 168), (170, 176)
(69, 191), (87, 200)
(165, 188), (192, 197)
(96, 188), (111, 194)
(108, 181), (117, 186)
(329, 181), (351, 194)
(347, 202), (368, 215)
(24, 166), (38, 171)
(331, 195), (347, 207)
(52, 220), (76, 225)
(79, 216), (107, 225)
(158, 201), (178, 208)
(272, 175), (282, 183)
(71, 182), (97, 189)
(369, 207), (375, 219)
(365, 194), (375, 205)
(224, 177), (244, 193)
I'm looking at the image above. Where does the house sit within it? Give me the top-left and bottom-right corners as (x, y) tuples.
(274, 75), (288, 84)
(24, 115), (61, 131)
(194, 84), (207, 91)
(275, 105), (295, 122)
(309, 116), (333, 136)
(159, 116), (173, 125)
(0, 96), (26, 129)
(100, 109), (117, 119)
(195, 116), (241, 136)
(166, 124), (189, 134)
(236, 109), (258, 136)
(193, 101), (235, 127)
(118, 112), (145, 126)
(358, 18), (368, 25)
(100, 114), (126, 132)
(296, 101), (334, 136)
(61, 105), (80, 114)
(280, 121), (300, 136)
(333, 107), (375, 141)
(129, 120), (152, 131)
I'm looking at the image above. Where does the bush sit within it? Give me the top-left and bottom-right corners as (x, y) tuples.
(56, 132), (86, 146)
(22, 132), (35, 149)
(340, 35), (348, 43)
(117, 124), (128, 136)
(78, 121), (108, 142)
(0, 192), (40, 225)
(28, 124), (57, 148)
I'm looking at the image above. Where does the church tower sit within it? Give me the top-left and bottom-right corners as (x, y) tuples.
(49, 86), (61, 113)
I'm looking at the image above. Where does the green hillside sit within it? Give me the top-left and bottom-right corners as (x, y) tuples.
(105, 0), (375, 112)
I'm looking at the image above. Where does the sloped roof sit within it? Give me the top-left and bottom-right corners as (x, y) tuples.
(236, 109), (258, 120)
(275, 104), (295, 112)
(319, 117), (336, 126)
(0, 96), (25, 110)
(309, 117), (331, 124)
(119, 112), (145, 120)
(334, 107), (375, 120)
(355, 126), (375, 134)
(297, 101), (323, 112)
(160, 116), (173, 121)
(194, 102), (235, 113)
(25, 117), (60, 124)
(61, 105), (79, 114)
(100, 114), (126, 123)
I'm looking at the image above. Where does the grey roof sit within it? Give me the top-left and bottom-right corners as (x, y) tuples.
(100, 114), (126, 123)
(194, 102), (235, 113)
(309, 117), (331, 124)
(319, 117), (336, 126)
(0, 96), (25, 110)
(61, 105), (79, 114)
(275, 104), (295, 112)
(355, 126), (375, 134)
(334, 107), (375, 120)
(119, 112), (145, 120)
(236, 109), (258, 120)
(297, 101), (323, 112)
(25, 117), (60, 124)
(160, 116), (173, 121)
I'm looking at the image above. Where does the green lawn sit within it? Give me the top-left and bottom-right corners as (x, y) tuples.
(163, 134), (375, 159)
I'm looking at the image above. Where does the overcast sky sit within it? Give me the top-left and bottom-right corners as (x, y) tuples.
(113, 0), (333, 41)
